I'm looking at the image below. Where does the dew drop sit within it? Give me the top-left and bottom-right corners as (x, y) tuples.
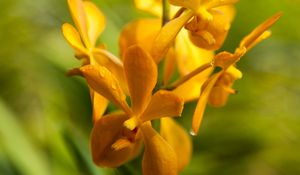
(99, 69), (105, 77)
(210, 59), (215, 67)
(189, 129), (196, 136)
(111, 83), (117, 90)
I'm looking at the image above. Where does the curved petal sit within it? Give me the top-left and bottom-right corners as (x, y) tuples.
(92, 49), (127, 94)
(163, 48), (176, 85)
(123, 45), (157, 115)
(141, 123), (178, 175)
(67, 0), (90, 47)
(208, 66), (241, 107)
(169, 0), (200, 12)
(239, 12), (282, 50)
(160, 118), (192, 171)
(61, 23), (87, 55)
(192, 71), (223, 135)
(175, 29), (214, 77)
(172, 75), (203, 102)
(119, 19), (161, 58)
(151, 10), (194, 63)
(226, 65), (242, 79)
(79, 65), (131, 114)
(214, 51), (240, 68)
(208, 85), (231, 107)
(187, 6), (235, 50)
(91, 114), (140, 167)
(140, 90), (184, 122)
(134, 0), (162, 16)
(83, 1), (106, 46)
(90, 90), (108, 122)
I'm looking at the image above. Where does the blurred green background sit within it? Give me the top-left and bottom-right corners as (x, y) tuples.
(1, 0), (300, 175)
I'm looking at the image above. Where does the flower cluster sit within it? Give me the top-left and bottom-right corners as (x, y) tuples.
(62, 0), (281, 174)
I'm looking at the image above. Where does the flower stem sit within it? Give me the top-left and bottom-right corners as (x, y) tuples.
(162, 0), (170, 26)
(164, 62), (213, 90)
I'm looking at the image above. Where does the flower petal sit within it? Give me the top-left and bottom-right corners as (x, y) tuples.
(79, 65), (131, 114)
(239, 12), (282, 50)
(214, 51), (240, 68)
(160, 118), (192, 171)
(134, 0), (162, 16)
(119, 19), (161, 58)
(151, 10), (194, 63)
(140, 90), (184, 122)
(163, 48), (176, 86)
(187, 6), (235, 50)
(62, 23), (87, 55)
(90, 90), (108, 122)
(169, 0), (200, 12)
(192, 71), (223, 135)
(123, 45), (157, 115)
(83, 1), (106, 46)
(92, 49), (127, 93)
(172, 75), (203, 102)
(91, 114), (141, 167)
(175, 29), (214, 76)
(67, 0), (90, 47)
(141, 123), (178, 175)
(226, 65), (242, 79)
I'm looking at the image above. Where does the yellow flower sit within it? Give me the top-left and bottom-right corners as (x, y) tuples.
(79, 45), (184, 174)
(146, 1), (237, 63)
(62, 0), (125, 122)
(192, 12), (282, 135)
(120, 5), (214, 102)
(185, 5), (235, 50)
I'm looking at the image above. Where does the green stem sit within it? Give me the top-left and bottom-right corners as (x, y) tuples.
(162, 0), (170, 26)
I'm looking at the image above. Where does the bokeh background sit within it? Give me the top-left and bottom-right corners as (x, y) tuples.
(1, 0), (300, 174)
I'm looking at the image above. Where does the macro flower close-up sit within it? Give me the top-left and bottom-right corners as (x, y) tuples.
(1, 0), (300, 175)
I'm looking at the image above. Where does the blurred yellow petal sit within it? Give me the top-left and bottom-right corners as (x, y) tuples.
(160, 118), (192, 171)
(208, 66), (241, 107)
(192, 72), (222, 135)
(163, 48), (176, 85)
(67, 0), (90, 47)
(208, 85), (232, 107)
(204, 0), (239, 9)
(124, 45), (157, 115)
(226, 66), (242, 79)
(141, 123), (178, 175)
(83, 1), (106, 46)
(119, 19), (161, 58)
(140, 90), (184, 122)
(134, 0), (162, 16)
(151, 10), (194, 63)
(239, 12), (282, 50)
(172, 75), (203, 102)
(169, 0), (200, 12)
(91, 114), (140, 167)
(62, 23), (87, 55)
(79, 65), (131, 114)
(175, 29), (213, 77)
(90, 91), (108, 122)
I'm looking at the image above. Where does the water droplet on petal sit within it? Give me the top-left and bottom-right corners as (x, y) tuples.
(189, 129), (196, 136)
(111, 83), (117, 90)
(99, 69), (105, 77)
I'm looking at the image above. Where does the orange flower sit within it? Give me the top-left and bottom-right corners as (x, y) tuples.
(140, 1), (238, 63)
(192, 12), (282, 135)
(62, 0), (125, 122)
(79, 45), (184, 174)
